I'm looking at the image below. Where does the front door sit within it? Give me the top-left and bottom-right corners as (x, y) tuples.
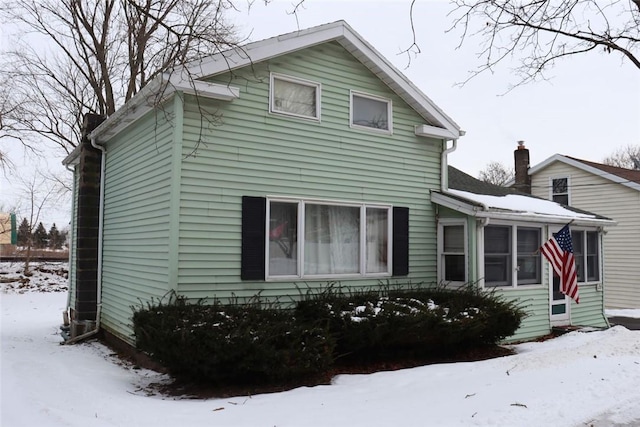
(550, 275), (570, 325)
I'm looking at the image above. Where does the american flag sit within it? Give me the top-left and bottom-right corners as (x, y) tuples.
(540, 224), (579, 304)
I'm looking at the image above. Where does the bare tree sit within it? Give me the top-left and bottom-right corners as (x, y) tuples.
(446, 0), (640, 89)
(478, 161), (514, 186)
(0, 0), (240, 157)
(14, 171), (63, 274)
(602, 144), (640, 169)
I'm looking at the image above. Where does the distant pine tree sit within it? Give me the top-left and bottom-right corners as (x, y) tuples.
(48, 223), (62, 249)
(33, 222), (48, 249)
(17, 218), (31, 247)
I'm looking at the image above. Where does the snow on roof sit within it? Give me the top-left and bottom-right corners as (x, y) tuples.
(441, 189), (614, 226)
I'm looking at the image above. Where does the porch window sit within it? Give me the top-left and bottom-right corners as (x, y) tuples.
(551, 177), (569, 205)
(484, 224), (542, 288)
(350, 91), (392, 133)
(572, 229), (600, 282)
(441, 223), (466, 283)
(270, 73), (321, 120)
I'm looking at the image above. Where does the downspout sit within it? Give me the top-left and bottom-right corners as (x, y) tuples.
(63, 135), (105, 345)
(441, 138), (457, 192)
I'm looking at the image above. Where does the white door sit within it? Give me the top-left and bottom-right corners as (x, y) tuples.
(550, 275), (570, 325)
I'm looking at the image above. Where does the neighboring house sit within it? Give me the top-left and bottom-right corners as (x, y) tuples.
(515, 148), (640, 309)
(432, 166), (614, 342)
(62, 21), (614, 349)
(62, 21), (462, 346)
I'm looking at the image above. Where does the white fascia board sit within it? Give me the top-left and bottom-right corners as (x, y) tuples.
(62, 145), (82, 166)
(431, 192), (479, 216)
(89, 76), (239, 143)
(415, 124), (458, 140)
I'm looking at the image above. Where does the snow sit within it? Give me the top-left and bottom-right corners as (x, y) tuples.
(447, 189), (597, 220)
(606, 309), (640, 319)
(2, 262), (640, 426)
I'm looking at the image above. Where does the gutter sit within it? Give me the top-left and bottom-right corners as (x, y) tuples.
(62, 135), (106, 345)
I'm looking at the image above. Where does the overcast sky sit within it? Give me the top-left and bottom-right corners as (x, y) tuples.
(1, 0), (639, 228)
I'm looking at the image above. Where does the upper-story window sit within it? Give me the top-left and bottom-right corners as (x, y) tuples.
(551, 177), (569, 205)
(270, 73), (321, 120)
(350, 91), (392, 133)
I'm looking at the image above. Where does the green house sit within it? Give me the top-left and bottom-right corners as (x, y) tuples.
(62, 21), (613, 347)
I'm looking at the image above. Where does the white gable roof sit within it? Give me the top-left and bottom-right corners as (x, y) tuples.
(171, 20), (461, 138)
(529, 154), (640, 192)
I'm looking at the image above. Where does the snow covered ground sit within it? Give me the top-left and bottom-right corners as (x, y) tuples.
(2, 262), (640, 426)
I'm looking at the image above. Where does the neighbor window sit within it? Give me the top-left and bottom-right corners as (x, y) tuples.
(440, 223), (466, 283)
(572, 229), (600, 282)
(267, 199), (391, 278)
(484, 224), (542, 287)
(350, 91), (392, 132)
(551, 177), (569, 205)
(270, 73), (320, 120)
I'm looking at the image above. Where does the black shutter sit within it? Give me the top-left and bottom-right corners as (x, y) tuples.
(392, 206), (409, 276)
(241, 196), (266, 280)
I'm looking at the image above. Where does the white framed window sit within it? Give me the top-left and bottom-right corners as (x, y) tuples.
(551, 176), (570, 205)
(266, 197), (392, 279)
(571, 229), (600, 283)
(438, 220), (467, 284)
(269, 73), (321, 120)
(350, 91), (392, 133)
(483, 223), (542, 288)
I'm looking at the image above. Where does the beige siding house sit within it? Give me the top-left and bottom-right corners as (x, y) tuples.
(522, 153), (640, 309)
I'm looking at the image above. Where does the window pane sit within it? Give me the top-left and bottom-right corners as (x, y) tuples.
(273, 78), (317, 118)
(444, 255), (465, 281)
(444, 225), (464, 252)
(517, 228), (541, 285)
(352, 95), (389, 130)
(572, 231), (584, 282)
(552, 178), (568, 194)
(586, 231), (599, 281)
(366, 208), (388, 273)
(268, 202), (298, 276)
(305, 205), (360, 275)
(484, 226), (511, 286)
(552, 194), (569, 205)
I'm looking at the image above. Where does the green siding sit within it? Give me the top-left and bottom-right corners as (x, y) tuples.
(100, 107), (176, 343)
(175, 41), (442, 301)
(68, 166), (79, 309)
(493, 287), (551, 342)
(571, 284), (608, 328)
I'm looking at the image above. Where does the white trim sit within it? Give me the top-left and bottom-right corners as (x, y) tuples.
(349, 90), (393, 134)
(265, 196), (393, 280)
(269, 72), (322, 121)
(415, 124), (458, 140)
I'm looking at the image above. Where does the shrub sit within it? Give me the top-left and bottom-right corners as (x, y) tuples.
(132, 295), (334, 385)
(295, 283), (526, 362)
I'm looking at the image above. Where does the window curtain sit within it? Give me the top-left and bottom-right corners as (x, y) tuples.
(274, 79), (316, 117)
(305, 205), (359, 274)
(366, 208), (388, 273)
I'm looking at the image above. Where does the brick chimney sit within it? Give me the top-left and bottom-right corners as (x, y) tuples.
(72, 113), (105, 336)
(513, 141), (531, 194)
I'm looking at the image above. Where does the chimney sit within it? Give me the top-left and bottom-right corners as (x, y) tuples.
(72, 113), (105, 336)
(513, 141), (531, 194)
